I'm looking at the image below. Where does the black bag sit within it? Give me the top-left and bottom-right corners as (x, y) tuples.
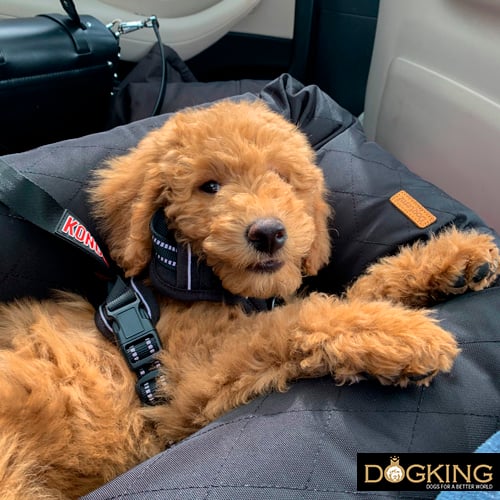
(0, 0), (119, 154)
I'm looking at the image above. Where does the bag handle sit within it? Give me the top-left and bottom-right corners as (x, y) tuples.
(60, 0), (85, 29)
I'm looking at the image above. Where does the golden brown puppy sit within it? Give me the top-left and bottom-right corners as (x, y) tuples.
(0, 100), (498, 498)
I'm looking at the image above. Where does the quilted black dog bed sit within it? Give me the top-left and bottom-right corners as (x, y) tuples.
(1, 74), (498, 499)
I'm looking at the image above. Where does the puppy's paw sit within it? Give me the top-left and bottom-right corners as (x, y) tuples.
(345, 228), (499, 307)
(379, 323), (459, 387)
(295, 296), (460, 388)
(330, 309), (460, 388)
(430, 228), (499, 297)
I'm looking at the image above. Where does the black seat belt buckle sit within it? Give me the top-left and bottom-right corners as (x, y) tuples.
(103, 295), (162, 372)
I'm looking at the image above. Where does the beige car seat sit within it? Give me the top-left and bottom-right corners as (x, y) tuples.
(363, 0), (500, 233)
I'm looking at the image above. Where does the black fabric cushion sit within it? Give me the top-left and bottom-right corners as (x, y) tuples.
(0, 75), (498, 498)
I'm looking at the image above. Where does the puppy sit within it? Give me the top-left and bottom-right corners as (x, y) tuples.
(0, 100), (498, 498)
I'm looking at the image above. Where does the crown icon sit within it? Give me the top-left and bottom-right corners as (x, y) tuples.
(390, 456), (400, 465)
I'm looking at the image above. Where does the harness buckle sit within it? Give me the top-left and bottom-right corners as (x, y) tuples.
(103, 294), (162, 372)
(97, 277), (164, 405)
(136, 368), (166, 405)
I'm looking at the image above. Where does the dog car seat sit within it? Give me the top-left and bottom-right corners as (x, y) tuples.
(1, 75), (498, 499)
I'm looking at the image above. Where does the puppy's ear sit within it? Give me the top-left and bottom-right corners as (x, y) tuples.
(303, 188), (332, 276)
(90, 131), (170, 276)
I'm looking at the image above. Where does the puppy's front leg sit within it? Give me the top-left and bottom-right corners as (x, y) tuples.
(346, 227), (499, 306)
(153, 294), (458, 444)
(288, 293), (459, 387)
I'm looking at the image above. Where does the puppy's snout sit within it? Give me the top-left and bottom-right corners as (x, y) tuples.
(246, 218), (287, 255)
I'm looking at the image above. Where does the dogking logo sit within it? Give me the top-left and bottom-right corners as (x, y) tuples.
(357, 454), (498, 492)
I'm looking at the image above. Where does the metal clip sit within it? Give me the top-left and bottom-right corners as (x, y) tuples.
(107, 16), (159, 38)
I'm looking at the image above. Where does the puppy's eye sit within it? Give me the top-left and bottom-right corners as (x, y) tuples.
(199, 180), (221, 194)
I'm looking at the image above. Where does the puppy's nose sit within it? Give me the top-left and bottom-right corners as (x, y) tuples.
(246, 218), (287, 255)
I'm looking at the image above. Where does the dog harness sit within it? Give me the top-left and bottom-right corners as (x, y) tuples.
(96, 209), (277, 405)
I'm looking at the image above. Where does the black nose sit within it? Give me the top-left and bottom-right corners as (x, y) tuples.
(246, 218), (287, 255)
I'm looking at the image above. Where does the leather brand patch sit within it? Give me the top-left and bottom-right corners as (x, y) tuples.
(390, 190), (437, 228)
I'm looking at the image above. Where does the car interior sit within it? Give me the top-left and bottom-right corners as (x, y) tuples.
(0, 0), (498, 498)
(1, 0), (498, 233)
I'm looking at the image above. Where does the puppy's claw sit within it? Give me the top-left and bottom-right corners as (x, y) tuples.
(408, 370), (437, 383)
(435, 230), (499, 296)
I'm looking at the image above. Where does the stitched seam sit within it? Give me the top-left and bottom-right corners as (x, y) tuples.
(203, 396), (268, 500)
(116, 453), (168, 499)
(408, 386), (425, 451)
(190, 408), (497, 443)
(302, 409), (333, 499)
(21, 171), (85, 184)
(459, 340), (500, 345)
(348, 132), (363, 265)
(93, 484), (405, 498)
(319, 147), (402, 172)
(6, 162), (84, 205)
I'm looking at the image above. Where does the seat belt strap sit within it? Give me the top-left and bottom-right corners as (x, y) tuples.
(0, 158), (110, 272)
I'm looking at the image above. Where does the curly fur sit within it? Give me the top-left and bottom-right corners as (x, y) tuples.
(0, 100), (498, 498)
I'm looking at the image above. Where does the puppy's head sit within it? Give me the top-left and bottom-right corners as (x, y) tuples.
(91, 100), (331, 298)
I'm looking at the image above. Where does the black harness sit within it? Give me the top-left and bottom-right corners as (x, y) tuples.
(96, 209), (276, 405)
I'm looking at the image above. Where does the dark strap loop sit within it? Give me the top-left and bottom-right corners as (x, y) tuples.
(39, 14), (90, 54)
(60, 0), (85, 29)
(150, 209), (275, 314)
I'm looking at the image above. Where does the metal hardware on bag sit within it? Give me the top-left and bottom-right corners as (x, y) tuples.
(105, 15), (166, 116)
(107, 16), (159, 38)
